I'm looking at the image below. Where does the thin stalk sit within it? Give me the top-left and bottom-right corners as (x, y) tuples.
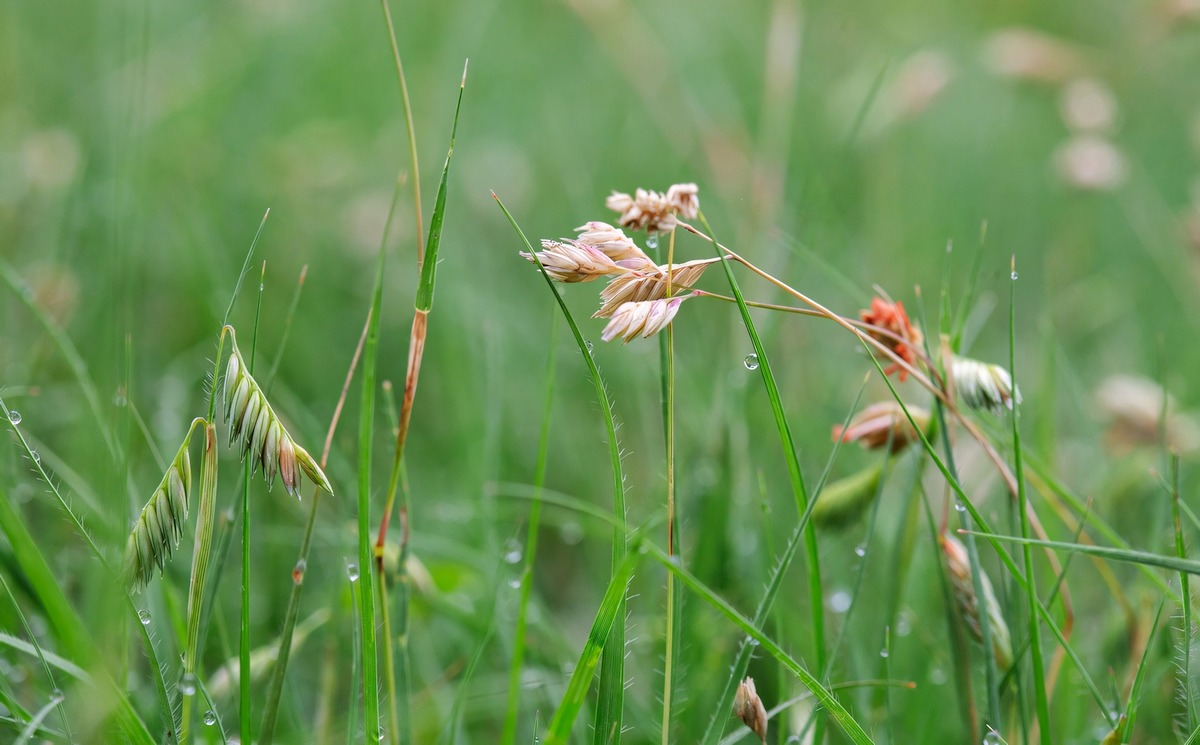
(259, 313), (371, 743)
(660, 228), (678, 744)
(240, 262), (267, 744)
(501, 313), (559, 744)
(1010, 259), (1051, 740)
(494, 195), (629, 744)
(0, 574), (70, 740)
(378, 0), (424, 264)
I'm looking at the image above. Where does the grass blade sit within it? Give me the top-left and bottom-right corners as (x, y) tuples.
(494, 194), (630, 744)
(543, 549), (641, 744)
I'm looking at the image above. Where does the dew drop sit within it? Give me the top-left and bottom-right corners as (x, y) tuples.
(646, 233), (659, 250)
(203, 710), (217, 726)
(138, 609), (151, 625)
(929, 667), (947, 685)
(30, 450), (40, 463)
(377, 726), (387, 741)
(743, 354), (759, 371)
(292, 559), (307, 584)
(113, 394), (127, 407)
(345, 561), (360, 582)
(179, 673), (197, 697)
(585, 341), (594, 354)
(954, 502), (967, 513)
(879, 648), (890, 658)
(853, 544), (867, 558)
(507, 578), (522, 590)
(983, 731), (1004, 745)
(50, 688), (64, 703)
(1010, 271), (1019, 281)
(826, 590), (852, 614)
(559, 522), (584, 545)
(8, 410), (21, 425)
(746, 636), (760, 647)
(502, 538), (523, 565)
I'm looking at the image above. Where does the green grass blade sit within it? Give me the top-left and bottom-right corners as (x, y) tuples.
(494, 194), (630, 744)
(1171, 455), (1198, 731)
(1009, 259), (1051, 738)
(1122, 595), (1167, 741)
(241, 264), (267, 744)
(414, 61), (466, 313)
(645, 542), (874, 745)
(13, 691), (64, 745)
(543, 549), (641, 744)
(0, 575), (70, 739)
(964, 533), (1200, 576)
(696, 211), (826, 718)
(502, 313), (558, 744)
(181, 422), (219, 742)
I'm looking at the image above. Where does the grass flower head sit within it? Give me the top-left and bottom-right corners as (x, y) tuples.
(950, 355), (1021, 413)
(600, 295), (691, 343)
(859, 296), (923, 381)
(832, 401), (931, 454)
(521, 239), (625, 283)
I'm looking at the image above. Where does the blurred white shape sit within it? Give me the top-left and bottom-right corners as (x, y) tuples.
(1054, 135), (1126, 191)
(1096, 374), (1200, 454)
(19, 128), (82, 190)
(983, 27), (1082, 84)
(1059, 78), (1118, 134)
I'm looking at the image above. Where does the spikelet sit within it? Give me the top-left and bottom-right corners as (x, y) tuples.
(520, 239), (625, 283)
(940, 533), (1013, 671)
(222, 327), (333, 498)
(125, 420), (200, 591)
(950, 356), (1021, 414)
(605, 183), (700, 233)
(600, 296), (690, 343)
(811, 461), (884, 528)
(594, 258), (718, 318)
(573, 221), (655, 268)
(832, 401), (932, 454)
(733, 677), (768, 743)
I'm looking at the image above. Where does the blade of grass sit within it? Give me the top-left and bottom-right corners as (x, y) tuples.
(645, 541), (873, 744)
(1009, 258), (1051, 739)
(963, 533), (1200, 576)
(696, 211), (826, 737)
(494, 194), (630, 745)
(1171, 454), (1198, 732)
(240, 262), (267, 744)
(1121, 596), (1167, 741)
(0, 574), (70, 739)
(543, 549), (641, 744)
(501, 312), (559, 744)
(181, 421), (219, 741)
(376, 61), (466, 745)
(13, 691), (64, 745)
(660, 227), (679, 744)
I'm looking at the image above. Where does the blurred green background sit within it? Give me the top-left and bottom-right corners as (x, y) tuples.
(4, 0), (1200, 741)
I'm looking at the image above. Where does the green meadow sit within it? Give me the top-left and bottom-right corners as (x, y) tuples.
(3, 0), (1200, 742)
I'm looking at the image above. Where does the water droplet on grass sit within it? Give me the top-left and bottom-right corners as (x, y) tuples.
(507, 578), (522, 590)
(1010, 271), (1019, 281)
(743, 354), (759, 370)
(30, 450), (40, 463)
(854, 544), (866, 557)
(179, 673), (197, 696)
(503, 539), (523, 564)
(50, 688), (64, 703)
(138, 610), (151, 625)
(8, 410), (21, 424)
(879, 648), (889, 658)
(826, 590), (852, 614)
(346, 561), (360, 582)
(203, 710), (217, 726)
(646, 233), (659, 250)
(292, 559), (306, 584)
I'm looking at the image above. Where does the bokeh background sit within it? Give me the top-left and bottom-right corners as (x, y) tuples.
(4, 0), (1200, 741)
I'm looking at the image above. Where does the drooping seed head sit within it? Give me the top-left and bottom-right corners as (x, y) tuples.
(573, 221), (654, 268)
(832, 401), (932, 454)
(595, 258), (717, 318)
(859, 296), (924, 381)
(733, 677), (768, 743)
(950, 356), (1021, 413)
(520, 239), (624, 283)
(124, 422), (200, 591)
(600, 295), (690, 343)
(606, 183), (701, 233)
(940, 533), (1013, 670)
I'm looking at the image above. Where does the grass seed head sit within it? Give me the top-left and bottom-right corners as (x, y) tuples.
(832, 401), (931, 454)
(520, 239), (625, 283)
(124, 423), (197, 591)
(859, 296), (923, 381)
(606, 183), (700, 233)
(940, 533), (1013, 670)
(573, 221), (654, 268)
(600, 295), (689, 343)
(222, 327), (333, 498)
(950, 356), (1021, 413)
(733, 676), (768, 743)
(594, 258), (717, 318)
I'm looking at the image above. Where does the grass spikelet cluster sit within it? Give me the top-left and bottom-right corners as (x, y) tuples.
(222, 325), (333, 498)
(124, 418), (202, 590)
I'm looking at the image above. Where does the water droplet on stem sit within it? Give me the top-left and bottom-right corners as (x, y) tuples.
(743, 354), (759, 370)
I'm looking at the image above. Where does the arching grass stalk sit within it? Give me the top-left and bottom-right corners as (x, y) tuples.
(695, 212), (826, 738)
(501, 312), (559, 744)
(494, 194), (630, 744)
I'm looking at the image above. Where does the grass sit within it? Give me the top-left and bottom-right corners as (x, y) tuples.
(4, 1), (1200, 742)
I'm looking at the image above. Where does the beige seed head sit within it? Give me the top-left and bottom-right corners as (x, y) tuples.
(600, 295), (689, 343)
(832, 402), (932, 454)
(733, 676), (768, 743)
(223, 327), (333, 498)
(606, 183), (701, 233)
(950, 356), (1021, 414)
(520, 239), (625, 283)
(573, 221), (654, 268)
(594, 258), (717, 318)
